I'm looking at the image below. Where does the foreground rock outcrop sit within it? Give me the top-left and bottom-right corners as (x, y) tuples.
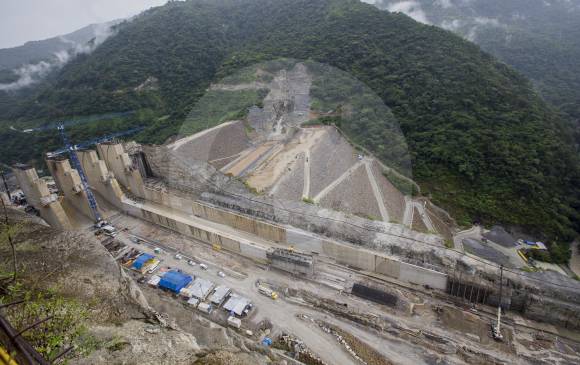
(0, 209), (277, 364)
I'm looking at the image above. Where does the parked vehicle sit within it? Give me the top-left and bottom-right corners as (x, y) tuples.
(147, 262), (161, 274)
(217, 271), (226, 278)
(197, 302), (212, 314)
(257, 284), (278, 300)
(102, 225), (117, 237)
(200, 263), (208, 270)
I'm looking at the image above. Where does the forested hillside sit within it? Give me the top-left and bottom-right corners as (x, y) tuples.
(0, 0), (578, 250)
(373, 0), (580, 124)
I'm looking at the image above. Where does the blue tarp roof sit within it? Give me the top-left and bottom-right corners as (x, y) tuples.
(159, 271), (193, 293)
(132, 253), (155, 270)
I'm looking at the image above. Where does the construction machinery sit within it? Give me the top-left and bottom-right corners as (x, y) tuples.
(492, 265), (504, 341)
(16, 112), (140, 223)
(258, 284), (279, 300)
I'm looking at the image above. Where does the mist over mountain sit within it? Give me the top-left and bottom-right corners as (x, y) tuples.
(1, 0), (579, 250)
(371, 0), (580, 122)
(0, 21), (120, 90)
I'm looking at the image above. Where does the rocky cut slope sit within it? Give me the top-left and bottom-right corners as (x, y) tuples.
(0, 209), (274, 364)
(1, 0), (579, 252)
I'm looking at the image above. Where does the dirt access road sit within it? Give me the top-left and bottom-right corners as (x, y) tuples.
(110, 214), (477, 365)
(107, 212), (580, 365)
(115, 229), (360, 365)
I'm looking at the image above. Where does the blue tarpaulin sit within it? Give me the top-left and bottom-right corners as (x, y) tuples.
(132, 253), (154, 270)
(159, 271), (193, 293)
(261, 337), (272, 346)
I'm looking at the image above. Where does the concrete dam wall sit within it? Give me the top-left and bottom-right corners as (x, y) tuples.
(192, 201), (286, 243)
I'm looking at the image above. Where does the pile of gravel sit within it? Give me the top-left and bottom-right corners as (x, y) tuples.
(463, 238), (514, 267)
(483, 225), (516, 248)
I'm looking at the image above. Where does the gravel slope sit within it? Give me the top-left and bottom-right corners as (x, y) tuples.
(309, 128), (358, 197)
(319, 164), (382, 219)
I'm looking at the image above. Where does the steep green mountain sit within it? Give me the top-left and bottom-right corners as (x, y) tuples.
(1, 0), (579, 252)
(372, 0), (580, 123)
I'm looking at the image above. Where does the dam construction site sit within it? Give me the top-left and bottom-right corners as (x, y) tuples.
(4, 61), (580, 365)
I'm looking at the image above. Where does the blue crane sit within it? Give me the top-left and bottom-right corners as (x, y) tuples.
(51, 124), (144, 223)
(17, 111), (140, 223)
(10, 111), (135, 134)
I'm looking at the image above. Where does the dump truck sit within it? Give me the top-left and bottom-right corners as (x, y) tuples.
(258, 284), (278, 300)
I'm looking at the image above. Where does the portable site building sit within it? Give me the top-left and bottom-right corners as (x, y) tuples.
(189, 278), (215, 300)
(198, 302), (212, 314)
(187, 297), (200, 308)
(159, 271), (193, 293)
(209, 285), (231, 305)
(132, 253), (159, 273)
(223, 294), (252, 317)
(148, 275), (161, 287)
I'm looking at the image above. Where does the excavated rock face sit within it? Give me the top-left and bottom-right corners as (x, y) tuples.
(0, 209), (274, 364)
(142, 144), (247, 198)
(0, 209), (146, 323)
(193, 350), (275, 365)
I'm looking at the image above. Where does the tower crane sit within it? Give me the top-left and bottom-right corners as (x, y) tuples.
(16, 111), (140, 223)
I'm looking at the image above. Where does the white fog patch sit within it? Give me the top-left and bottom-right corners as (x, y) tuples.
(435, 0), (454, 8)
(473, 17), (501, 26)
(458, 17), (503, 42)
(0, 23), (117, 91)
(0, 61), (54, 91)
(441, 19), (462, 31)
(386, 1), (430, 24)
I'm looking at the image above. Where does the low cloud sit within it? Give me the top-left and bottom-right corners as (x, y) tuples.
(435, 0), (454, 8)
(0, 23), (116, 91)
(386, 1), (430, 24)
(441, 19), (463, 31)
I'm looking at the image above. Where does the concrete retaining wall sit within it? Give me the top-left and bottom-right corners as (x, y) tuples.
(321, 238), (447, 290)
(131, 203), (268, 263)
(287, 230), (325, 253)
(398, 262), (447, 289)
(134, 197), (448, 290)
(192, 201), (286, 243)
(143, 188), (196, 215)
(375, 256), (401, 278)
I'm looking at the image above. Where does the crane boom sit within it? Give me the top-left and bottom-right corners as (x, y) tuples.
(20, 111), (135, 134)
(57, 124), (102, 222)
(47, 126), (144, 157)
(19, 111), (139, 223)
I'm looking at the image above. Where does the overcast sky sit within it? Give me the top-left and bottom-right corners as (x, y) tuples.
(0, 0), (168, 49)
